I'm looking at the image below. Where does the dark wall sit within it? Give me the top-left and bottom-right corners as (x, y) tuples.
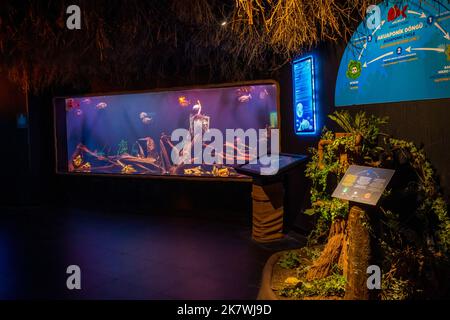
(279, 42), (343, 154)
(277, 43), (346, 232)
(0, 77), (29, 205)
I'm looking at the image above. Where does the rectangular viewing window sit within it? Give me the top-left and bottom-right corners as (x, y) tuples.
(293, 56), (317, 135)
(54, 81), (279, 179)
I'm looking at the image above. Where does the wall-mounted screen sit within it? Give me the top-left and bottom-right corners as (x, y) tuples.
(54, 82), (279, 179)
(292, 56), (317, 135)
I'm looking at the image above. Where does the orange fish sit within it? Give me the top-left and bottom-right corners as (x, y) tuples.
(178, 96), (190, 107)
(66, 98), (80, 111)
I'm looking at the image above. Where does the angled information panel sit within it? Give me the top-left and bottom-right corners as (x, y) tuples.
(236, 153), (308, 177)
(332, 165), (395, 206)
(336, 0), (450, 106)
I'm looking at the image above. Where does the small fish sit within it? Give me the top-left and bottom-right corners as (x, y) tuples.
(388, 5), (407, 22)
(66, 99), (80, 111)
(139, 112), (152, 124)
(96, 102), (108, 110)
(259, 89), (269, 100)
(238, 94), (252, 103)
(75, 109), (83, 116)
(140, 112), (154, 119)
(178, 96), (190, 107)
(139, 112), (148, 119)
(142, 117), (152, 125)
(81, 98), (92, 104)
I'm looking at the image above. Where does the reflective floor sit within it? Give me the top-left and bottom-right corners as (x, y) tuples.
(0, 207), (304, 300)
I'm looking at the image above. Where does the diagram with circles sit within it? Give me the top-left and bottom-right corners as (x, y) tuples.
(335, 0), (450, 106)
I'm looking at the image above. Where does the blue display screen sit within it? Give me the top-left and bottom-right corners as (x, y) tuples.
(293, 56), (316, 135)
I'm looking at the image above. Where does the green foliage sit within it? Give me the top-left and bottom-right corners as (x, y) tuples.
(381, 275), (412, 300)
(303, 246), (322, 262)
(433, 198), (450, 251)
(279, 273), (346, 298)
(305, 111), (387, 227)
(305, 110), (450, 299)
(117, 140), (129, 156)
(277, 251), (301, 269)
(306, 215), (331, 246)
(328, 111), (388, 144)
(387, 138), (450, 252)
(304, 137), (348, 225)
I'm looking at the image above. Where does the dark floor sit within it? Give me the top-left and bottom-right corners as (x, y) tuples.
(0, 206), (305, 300)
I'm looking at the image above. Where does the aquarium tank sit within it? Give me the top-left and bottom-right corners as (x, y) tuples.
(54, 82), (279, 179)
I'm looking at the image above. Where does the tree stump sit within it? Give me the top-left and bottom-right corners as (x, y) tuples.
(305, 205), (371, 300)
(343, 205), (371, 300)
(306, 218), (347, 281)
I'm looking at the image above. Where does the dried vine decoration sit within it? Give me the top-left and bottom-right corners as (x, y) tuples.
(171, 0), (217, 26)
(0, 0), (370, 93)
(231, 0), (371, 57)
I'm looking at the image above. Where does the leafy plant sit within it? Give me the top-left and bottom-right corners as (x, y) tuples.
(328, 111), (387, 144)
(278, 251), (301, 269)
(381, 267), (413, 301)
(304, 111), (450, 299)
(279, 273), (346, 298)
(303, 246), (322, 261)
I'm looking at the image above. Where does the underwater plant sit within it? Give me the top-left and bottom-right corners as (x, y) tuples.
(116, 140), (129, 156)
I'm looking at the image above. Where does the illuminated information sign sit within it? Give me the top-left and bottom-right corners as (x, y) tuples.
(335, 0), (450, 106)
(293, 56), (316, 135)
(332, 165), (395, 206)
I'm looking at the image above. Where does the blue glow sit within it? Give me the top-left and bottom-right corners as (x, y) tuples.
(292, 56), (317, 135)
(335, 0), (450, 106)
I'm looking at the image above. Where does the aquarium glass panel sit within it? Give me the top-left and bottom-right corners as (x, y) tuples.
(61, 83), (278, 178)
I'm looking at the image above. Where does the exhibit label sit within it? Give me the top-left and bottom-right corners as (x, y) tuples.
(332, 165), (395, 206)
